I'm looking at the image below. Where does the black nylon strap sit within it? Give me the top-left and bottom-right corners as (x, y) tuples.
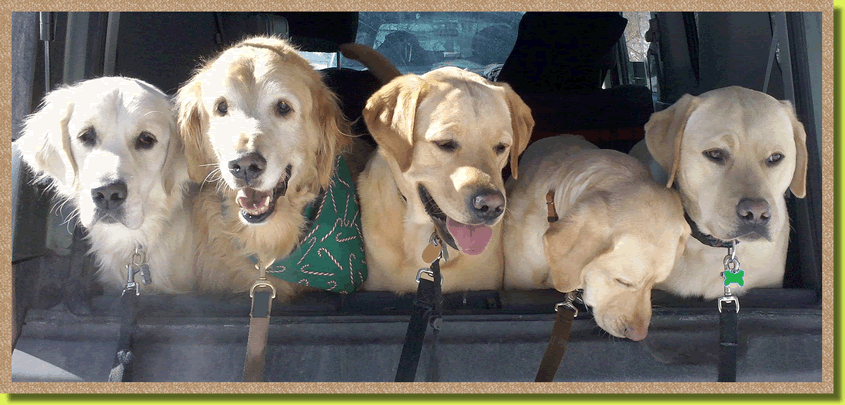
(108, 288), (140, 382)
(425, 326), (441, 382)
(718, 301), (738, 382)
(395, 259), (442, 382)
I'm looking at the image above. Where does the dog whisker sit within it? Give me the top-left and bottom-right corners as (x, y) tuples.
(199, 167), (223, 193)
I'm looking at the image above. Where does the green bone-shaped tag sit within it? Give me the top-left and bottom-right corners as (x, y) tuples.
(723, 270), (745, 287)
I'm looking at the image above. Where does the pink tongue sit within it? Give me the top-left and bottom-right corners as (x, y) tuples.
(446, 217), (493, 255)
(236, 188), (272, 211)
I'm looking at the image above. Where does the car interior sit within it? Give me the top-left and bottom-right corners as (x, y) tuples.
(10, 11), (824, 382)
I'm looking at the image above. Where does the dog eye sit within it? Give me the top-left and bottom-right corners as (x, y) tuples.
(215, 99), (228, 116)
(767, 153), (784, 165)
(135, 131), (157, 150)
(703, 149), (726, 163)
(78, 127), (97, 147)
(275, 100), (292, 116)
(434, 140), (458, 152)
(494, 143), (508, 155)
(614, 278), (633, 287)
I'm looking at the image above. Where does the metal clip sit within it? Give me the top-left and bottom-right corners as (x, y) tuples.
(430, 232), (448, 262)
(415, 267), (443, 285)
(251, 260), (276, 295)
(249, 279), (277, 300)
(249, 260), (277, 317)
(718, 295), (740, 313)
(123, 264), (140, 296)
(137, 264), (152, 285)
(416, 268), (434, 283)
(555, 290), (580, 317)
(131, 246), (146, 267)
(123, 246), (151, 294)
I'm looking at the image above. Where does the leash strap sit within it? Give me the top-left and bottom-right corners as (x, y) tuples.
(535, 295), (578, 382)
(243, 287), (273, 382)
(717, 241), (741, 382)
(242, 262), (277, 382)
(108, 247), (151, 383)
(395, 252), (443, 382)
(718, 299), (739, 382)
(108, 287), (140, 382)
(425, 324), (441, 382)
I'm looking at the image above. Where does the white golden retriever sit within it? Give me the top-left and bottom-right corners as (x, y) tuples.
(632, 86), (808, 299)
(505, 136), (690, 340)
(16, 77), (194, 294)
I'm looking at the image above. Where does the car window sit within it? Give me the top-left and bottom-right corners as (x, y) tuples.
(302, 51), (338, 69)
(342, 12), (523, 79)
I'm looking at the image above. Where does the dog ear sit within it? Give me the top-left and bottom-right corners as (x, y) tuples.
(362, 75), (428, 172)
(645, 94), (700, 188)
(543, 193), (613, 292)
(494, 82), (534, 179)
(779, 100), (808, 198)
(16, 86), (79, 192)
(161, 116), (189, 197)
(175, 78), (216, 184)
(312, 82), (351, 189)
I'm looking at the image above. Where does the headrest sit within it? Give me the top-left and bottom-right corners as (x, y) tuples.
(217, 12), (359, 53)
(498, 12), (628, 94)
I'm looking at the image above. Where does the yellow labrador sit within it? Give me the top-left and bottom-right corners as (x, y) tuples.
(505, 135), (690, 341)
(176, 36), (353, 299)
(636, 86), (808, 299)
(356, 66), (534, 294)
(16, 77), (194, 294)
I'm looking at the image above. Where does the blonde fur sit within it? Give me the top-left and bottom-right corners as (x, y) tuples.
(175, 36), (352, 299)
(504, 136), (690, 341)
(357, 64), (534, 294)
(636, 86), (809, 299)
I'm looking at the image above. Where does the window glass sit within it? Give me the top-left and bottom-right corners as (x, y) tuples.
(302, 51), (337, 69)
(342, 12), (523, 79)
(622, 11), (650, 62)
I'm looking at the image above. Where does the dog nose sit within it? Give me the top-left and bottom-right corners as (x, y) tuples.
(91, 181), (128, 211)
(470, 190), (505, 221)
(228, 152), (266, 184)
(736, 198), (771, 225)
(624, 323), (649, 341)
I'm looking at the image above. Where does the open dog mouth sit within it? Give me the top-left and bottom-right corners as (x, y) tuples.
(236, 165), (292, 224)
(418, 184), (493, 256)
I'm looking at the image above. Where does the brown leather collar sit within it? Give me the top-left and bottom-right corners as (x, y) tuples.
(546, 192), (559, 223)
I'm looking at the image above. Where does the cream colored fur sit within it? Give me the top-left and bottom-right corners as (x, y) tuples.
(354, 62), (534, 294)
(633, 86), (808, 299)
(504, 135), (690, 340)
(16, 77), (194, 294)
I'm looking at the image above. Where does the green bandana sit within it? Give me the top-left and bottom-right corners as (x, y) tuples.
(251, 156), (367, 293)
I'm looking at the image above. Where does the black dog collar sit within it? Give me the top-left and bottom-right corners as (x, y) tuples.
(684, 212), (738, 249)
